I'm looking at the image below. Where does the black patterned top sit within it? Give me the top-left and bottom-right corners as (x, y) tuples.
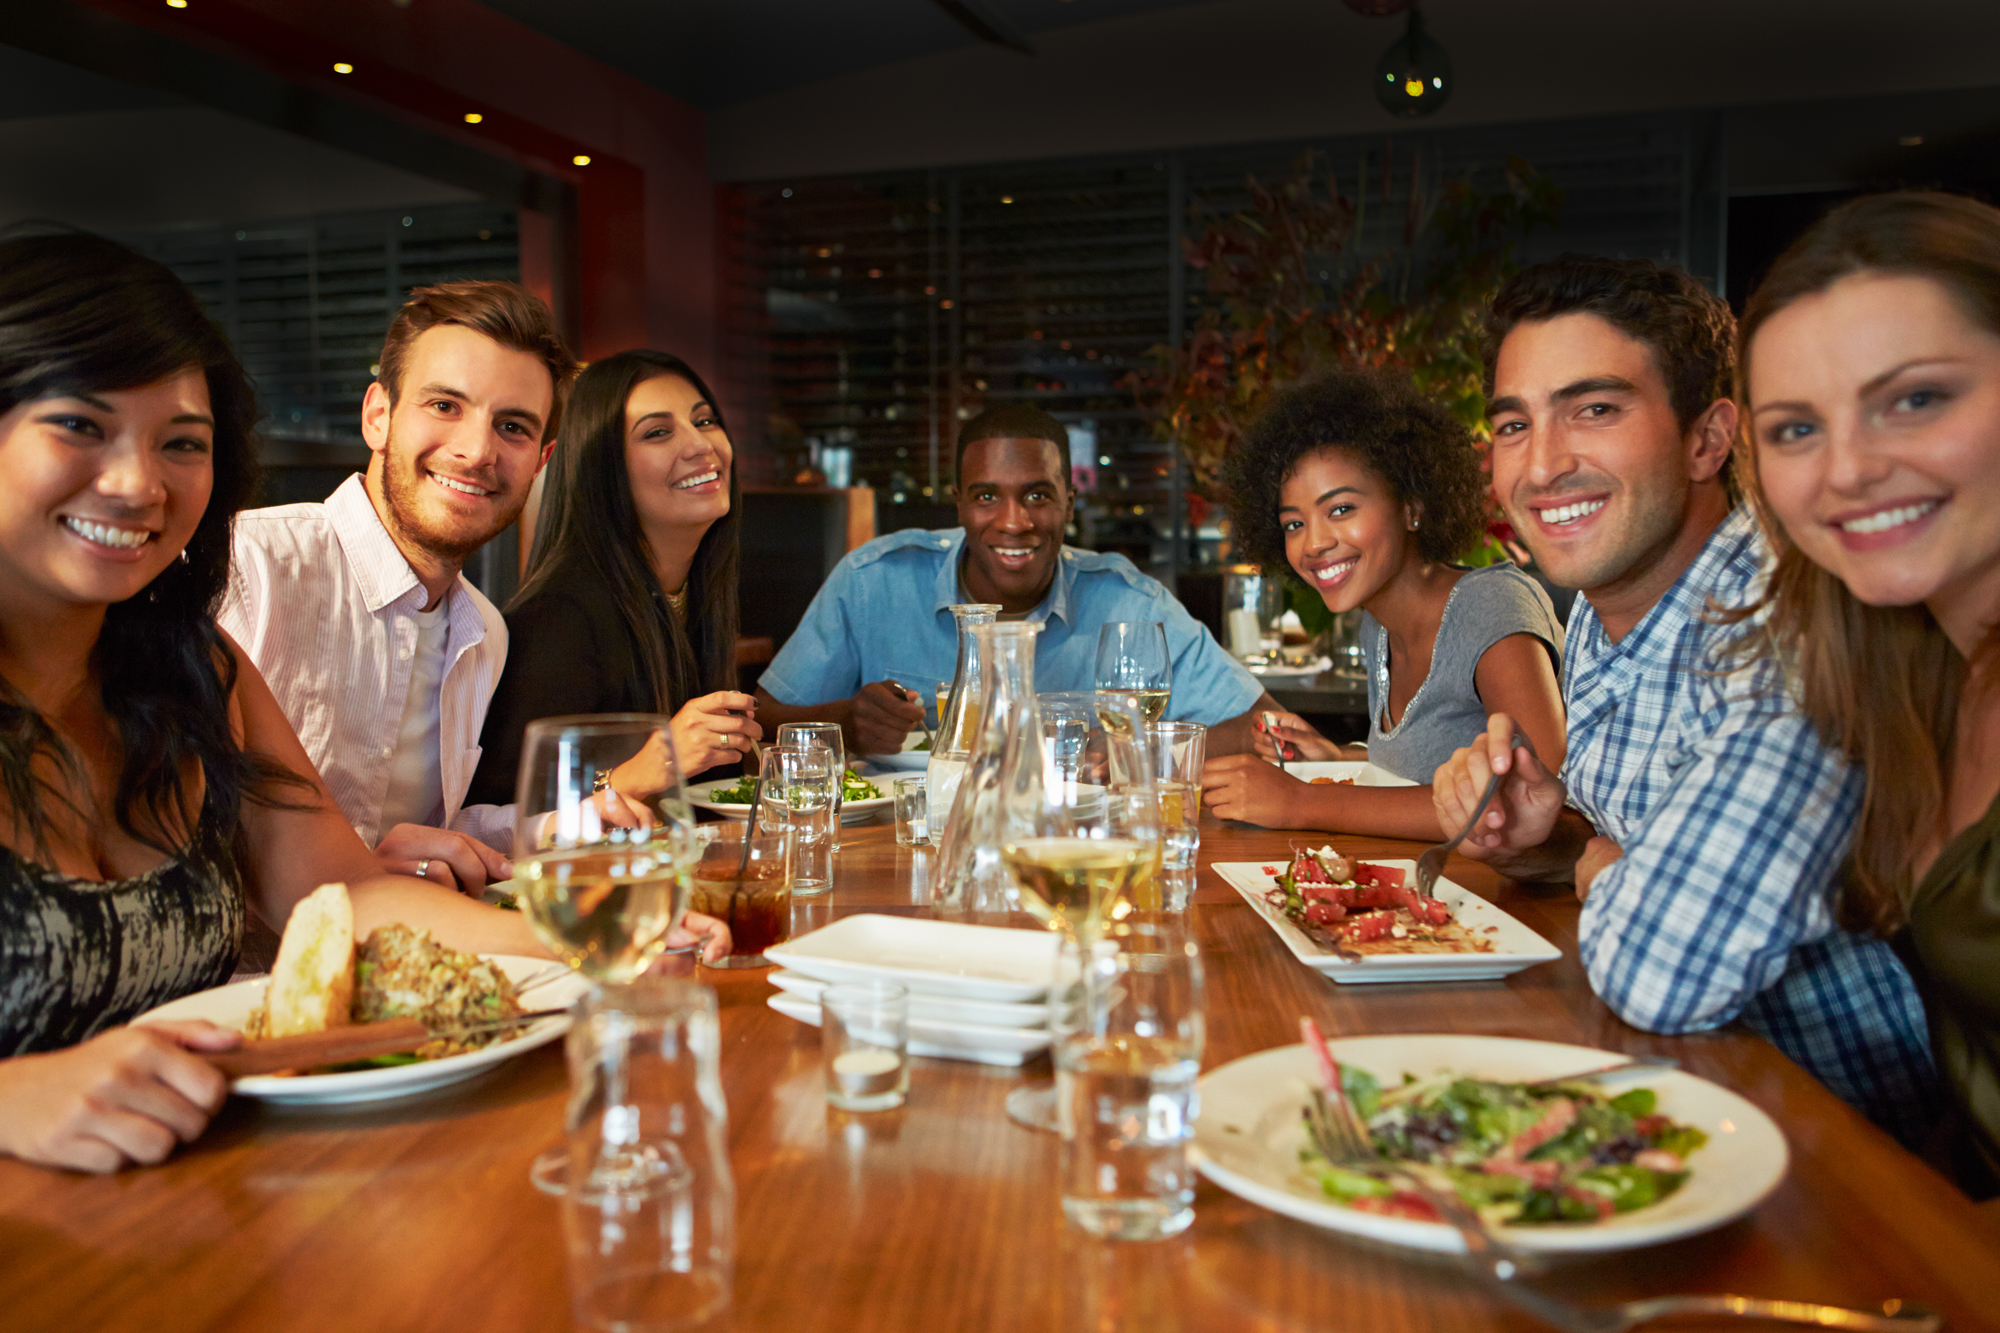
(0, 804), (244, 1056)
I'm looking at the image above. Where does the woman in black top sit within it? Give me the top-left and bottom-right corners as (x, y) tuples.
(0, 234), (548, 1173)
(471, 352), (759, 805)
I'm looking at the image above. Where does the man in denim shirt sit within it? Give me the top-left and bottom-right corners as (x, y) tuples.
(756, 406), (1278, 756)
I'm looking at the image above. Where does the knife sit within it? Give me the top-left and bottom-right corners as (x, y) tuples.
(205, 1007), (570, 1078)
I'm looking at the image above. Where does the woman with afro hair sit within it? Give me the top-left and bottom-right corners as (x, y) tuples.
(1200, 368), (1566, 837)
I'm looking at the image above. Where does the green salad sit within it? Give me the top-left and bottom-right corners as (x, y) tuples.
(1303, 1064), (1707, 1226)
(708, 768), (880, 805)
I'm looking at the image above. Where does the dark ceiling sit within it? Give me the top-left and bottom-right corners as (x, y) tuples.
(473, 0), (1215, 110)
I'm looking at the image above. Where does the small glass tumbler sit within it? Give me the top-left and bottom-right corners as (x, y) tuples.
(1145, 721), (1207, 911)
(557, 978), (735, 1331)
(821, 981), (910, 1112)
(892, 776), (929, 847)
(1037, 691), (1099, 785)
(687, 824), (792, 968)
(770, 744), (836, 896)
(1056, 922), (1204, 1241)
(777, 721), (846, 849)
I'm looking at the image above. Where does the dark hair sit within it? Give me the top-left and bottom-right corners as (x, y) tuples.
(1734, 190), (2000, 935)
(377, 280), (579, 444)
(1485, 253), (1737, 437)
(0, 231), (300, 857)
(1224, 368), (1490, 575)
(955, 403), (1071, 479)
(517, 351), (740, 712)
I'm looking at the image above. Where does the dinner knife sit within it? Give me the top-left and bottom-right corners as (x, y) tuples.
(204, 1007), (570, 1078)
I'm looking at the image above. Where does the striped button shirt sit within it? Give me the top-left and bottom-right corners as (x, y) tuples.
(219, 474), (512, 852)
(1566, 506), (1937, 1144)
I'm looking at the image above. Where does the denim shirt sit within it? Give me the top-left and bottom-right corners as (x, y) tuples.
(760, 527), (1261, 726)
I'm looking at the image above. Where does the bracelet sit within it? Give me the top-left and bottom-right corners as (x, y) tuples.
(593, 769), (613, 794)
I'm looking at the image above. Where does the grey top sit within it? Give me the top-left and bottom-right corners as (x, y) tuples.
(1360, 563), (1563, 784)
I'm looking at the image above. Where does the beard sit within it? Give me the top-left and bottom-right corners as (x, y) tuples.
(375, 429), (519, 565)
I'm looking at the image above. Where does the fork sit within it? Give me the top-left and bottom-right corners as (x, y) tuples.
(1413, 731), (1525, 899)
(1297, 1026), (1938, 1333)
(1261, 711), (1289, 773)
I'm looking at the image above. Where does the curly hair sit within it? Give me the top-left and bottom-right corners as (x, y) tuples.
(1223, 369), (1489, 579)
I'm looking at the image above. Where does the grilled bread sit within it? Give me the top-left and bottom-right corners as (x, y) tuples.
(258, 882), (355, 1037)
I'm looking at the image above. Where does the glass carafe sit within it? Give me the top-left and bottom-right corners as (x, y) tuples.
(926, 602), (1000, 840)
(932, 621), (1043, 915)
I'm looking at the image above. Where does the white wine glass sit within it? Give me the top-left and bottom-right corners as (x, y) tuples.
(513, 713), (699, 1190)
(1094, 621), (1172, 734)
(1003, 691), (1162, 1131)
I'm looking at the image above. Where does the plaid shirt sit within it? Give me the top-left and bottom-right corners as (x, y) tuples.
(1566, 507), (1936, 1143)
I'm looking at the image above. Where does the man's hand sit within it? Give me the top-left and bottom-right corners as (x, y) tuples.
(669, 693), (763, 779)
(672, 911), (733, 964)
(850, 680), (925, 756)
(377, 823), (512, 897)
(1252, 710), (1340, 764)
(1200, 753), (1307, 828)
(0, 1021), (240, 1173)
(1575, 835), (1623, 902)
(1433, 712), (1568, 863)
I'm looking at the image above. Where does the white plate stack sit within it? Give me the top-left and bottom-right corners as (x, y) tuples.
(762, 914), (1059, 1066)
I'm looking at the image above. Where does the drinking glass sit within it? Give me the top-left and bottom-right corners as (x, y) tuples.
(777, 721), (846, 845)
(1145, 721), (1207, 911)
(1093, 622), (1173, 735)
(821, 981), (910, 1112)
(1037, 691), (1098, 785)
(1002, 690), (1162, 1130)
(556, 978), (735, 1330)
(1057, 921), (1204, 1241)
(892, 776), (929, 846)
(686, 824), (792, 968)
(770, 743), (837, 895)
(513, 714), (701, 1185)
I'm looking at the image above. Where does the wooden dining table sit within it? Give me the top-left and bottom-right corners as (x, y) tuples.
(4, 816), (1998, 1333)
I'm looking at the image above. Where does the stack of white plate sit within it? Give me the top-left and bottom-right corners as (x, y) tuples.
(762, 914), (1058, 1066)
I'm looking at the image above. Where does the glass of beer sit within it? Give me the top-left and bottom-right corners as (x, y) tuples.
(688, 824), (793, 968)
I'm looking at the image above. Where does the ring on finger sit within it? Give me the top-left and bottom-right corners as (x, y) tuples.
(415, 859), (432, 879)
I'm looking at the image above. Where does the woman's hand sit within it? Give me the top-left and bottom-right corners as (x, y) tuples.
(667, 693), (763, 780)
(1253, 710), (1340, 764)
(1200, 753), (1311, 828)
(671, 911), (733, 965)
(0, 1021), (242, 1173)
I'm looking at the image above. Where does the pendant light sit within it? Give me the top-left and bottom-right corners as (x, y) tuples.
(1373, 8), (1452, 118)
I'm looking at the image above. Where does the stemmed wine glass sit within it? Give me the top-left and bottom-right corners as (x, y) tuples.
(512, 713), (700, 1189)
(1094, 621), (1172, 734)
(1002, 691), (1163, 1131)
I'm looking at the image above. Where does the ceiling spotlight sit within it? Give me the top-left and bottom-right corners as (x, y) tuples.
(165, 0), (188, 8)
(572, 154), (591, 166)
(1374, 9), (1450, 118)
(333, 62), (354, 74)
(464, 112), (483, 124)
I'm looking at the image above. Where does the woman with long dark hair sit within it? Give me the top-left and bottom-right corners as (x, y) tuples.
(469, 351), (758, 805)
(0, 233), (546, 1172)
(1738, 190), (2000, 1196)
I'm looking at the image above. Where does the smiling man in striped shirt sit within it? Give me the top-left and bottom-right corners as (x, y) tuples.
(1431, 255), (1936, 1144)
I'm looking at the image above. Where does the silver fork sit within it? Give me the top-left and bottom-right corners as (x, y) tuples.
(1414, 731), (1525, 899)
(1300, 1063), (1937, 1332)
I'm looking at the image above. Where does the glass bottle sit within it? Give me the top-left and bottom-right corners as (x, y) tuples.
(932, 621), (1043, 915)
(926, 602), (1000, 838)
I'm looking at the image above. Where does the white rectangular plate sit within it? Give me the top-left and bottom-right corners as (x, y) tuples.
(1281, 761), (1416, 787)
(1211, 858), (1561, 983)
(767, 969), (1045, 1029)
(763, 913), (1058, 1002)
(766, 993), (1048, 1067)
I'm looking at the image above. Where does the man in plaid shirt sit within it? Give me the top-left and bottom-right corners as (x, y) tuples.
(1434, 256), (1935, 1143)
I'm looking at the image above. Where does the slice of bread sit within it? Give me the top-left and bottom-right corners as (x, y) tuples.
(260, 882), (355, 1037)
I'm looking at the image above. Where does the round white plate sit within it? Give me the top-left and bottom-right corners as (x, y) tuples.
(1192, 1034), (1787, 1254)
(863, 750), (932, 772)
(136, 955), (588, 1106)
(688, 777), (893, 825)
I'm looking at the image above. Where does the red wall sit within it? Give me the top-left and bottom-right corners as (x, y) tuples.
(77, 0), (718, 373)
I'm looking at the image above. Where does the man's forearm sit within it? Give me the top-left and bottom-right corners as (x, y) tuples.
(1481, 806), (1597, 883)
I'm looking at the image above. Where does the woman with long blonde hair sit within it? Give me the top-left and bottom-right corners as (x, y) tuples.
(1739, 189), (2000, 1197)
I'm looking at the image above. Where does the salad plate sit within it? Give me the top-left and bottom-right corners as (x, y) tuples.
(1192, 1034), (1788, 1255)
(135, 955), (590, 1107)
(1211, 857), (1561, 983)
(688, 775), (893, 825)
(863, 731), (933, 772)
(1278, 761), (1416, 787)
(763, 914), (1058, 1003)
(765, 993), (1049, 1066)
(767, 968), (1046, 1029)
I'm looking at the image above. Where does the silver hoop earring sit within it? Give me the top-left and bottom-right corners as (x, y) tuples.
(178, 548), (191, 564)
